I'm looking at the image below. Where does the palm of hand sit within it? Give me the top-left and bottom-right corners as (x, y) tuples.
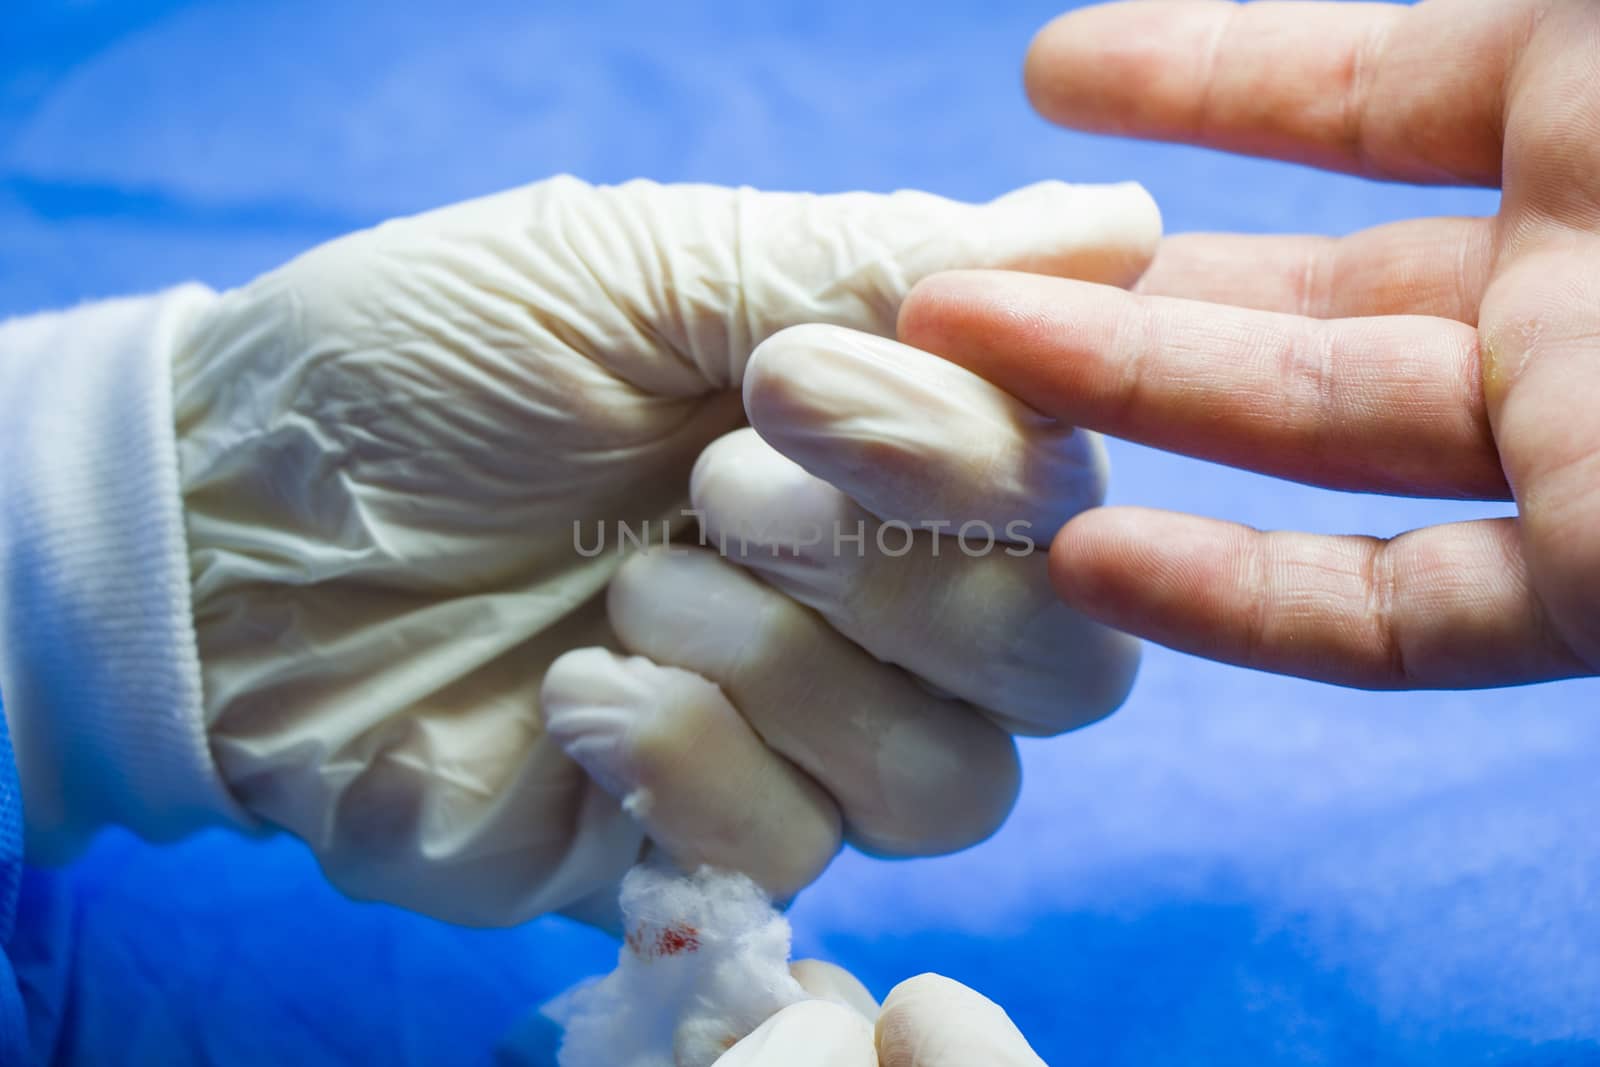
(904, 0), (1600, 689)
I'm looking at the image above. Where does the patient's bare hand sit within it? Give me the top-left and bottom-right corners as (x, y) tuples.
(899, 0), (1600, 689)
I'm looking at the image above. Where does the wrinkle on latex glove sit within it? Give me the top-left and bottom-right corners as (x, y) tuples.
(547, 178), (1160, 391)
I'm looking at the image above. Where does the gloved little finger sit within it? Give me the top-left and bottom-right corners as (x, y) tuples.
(745, 323), (1109, 534)
(876, 974), (1048, 1067)
(692, 429), (1138, 735)
(541, 648), (842, 899)
(713, 1000), (877, 1067)
(606, 546), (1021, 857)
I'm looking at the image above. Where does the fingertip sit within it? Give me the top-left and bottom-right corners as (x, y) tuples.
(742, 325), (822, 436)
(1081, 180), (1165, 287)
(846, 723), (1020, 860)
(1054, 506), (1261, 669)
(1118, 181), (1164, 280)
(1049, 506), (1119, 610)
(1022, 10), (1078, 125)
(895, 273), (949, 351)
(1024, 3), (1139, 130)
(947, 734), (1021, 847)
(896, 270), (1001, 355)
(880, 971), (966, 1011)
(1024, 1), (1220, 134)
(689, 426), (769, 514)
(539, 646), (630, 722)
(543, 640), (845, 899)
(1049, 502), (1203, 633)
(539, 648), (676, 799)
(978, 180), (1164, 285)
(900, 270), (1115, 383)
(607, 545), (728, 644)
(539, 649), (647, 783)
(689, 421), (854, 558)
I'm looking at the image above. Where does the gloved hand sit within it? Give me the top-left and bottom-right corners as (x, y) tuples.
(715, 964), (1047, 1067)
(22, 175), (1158, 925)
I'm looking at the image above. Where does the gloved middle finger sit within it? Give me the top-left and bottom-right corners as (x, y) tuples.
(690, 428), (1138, 736)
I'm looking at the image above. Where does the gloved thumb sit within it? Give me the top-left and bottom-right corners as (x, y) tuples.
(712, 1000), (877, 1066)
(564, 176), (1161, 389)
(876, 974), (1048, 1067)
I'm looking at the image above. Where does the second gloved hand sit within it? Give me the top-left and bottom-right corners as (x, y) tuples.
(716, 966), (1048, 1067)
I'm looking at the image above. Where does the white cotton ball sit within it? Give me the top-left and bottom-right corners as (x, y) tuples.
(547, 864), (813, 1067)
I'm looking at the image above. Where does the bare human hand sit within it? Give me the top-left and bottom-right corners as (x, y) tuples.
(898, 0), (1600, 689)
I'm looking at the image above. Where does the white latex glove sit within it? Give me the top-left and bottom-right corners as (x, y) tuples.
(716, 966), (1047, 1067)
(85, 175), (1156, 925)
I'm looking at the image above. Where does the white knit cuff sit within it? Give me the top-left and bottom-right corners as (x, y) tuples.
(0, 286), (254, 862)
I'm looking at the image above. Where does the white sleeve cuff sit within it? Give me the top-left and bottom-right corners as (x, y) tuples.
(0, 286), (254, 862)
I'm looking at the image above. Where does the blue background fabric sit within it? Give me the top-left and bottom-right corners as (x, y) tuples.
(3, 1), (1599, 1064)
(0, 704), (31, 1064)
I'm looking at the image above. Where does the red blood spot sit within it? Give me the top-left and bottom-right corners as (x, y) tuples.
(627, 921), (701, 959)
(655, 923), (700, 956)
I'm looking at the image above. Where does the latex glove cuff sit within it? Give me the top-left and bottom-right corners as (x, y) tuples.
(0, 287), (254, 860)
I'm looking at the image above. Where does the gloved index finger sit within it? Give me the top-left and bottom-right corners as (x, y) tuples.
(744, 323), (1108, 537)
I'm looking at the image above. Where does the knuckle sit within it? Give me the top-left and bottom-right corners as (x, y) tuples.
(1338, 14), (1394, 175)
(1275, 322), (1339, 461)
(1236, 535), (1274, 669)
(1295, 238), (1337, 318)
(1189, 3), (1240, 140)
(1108, 294), (1158, 429)
(1361, 536), (1414, 686)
